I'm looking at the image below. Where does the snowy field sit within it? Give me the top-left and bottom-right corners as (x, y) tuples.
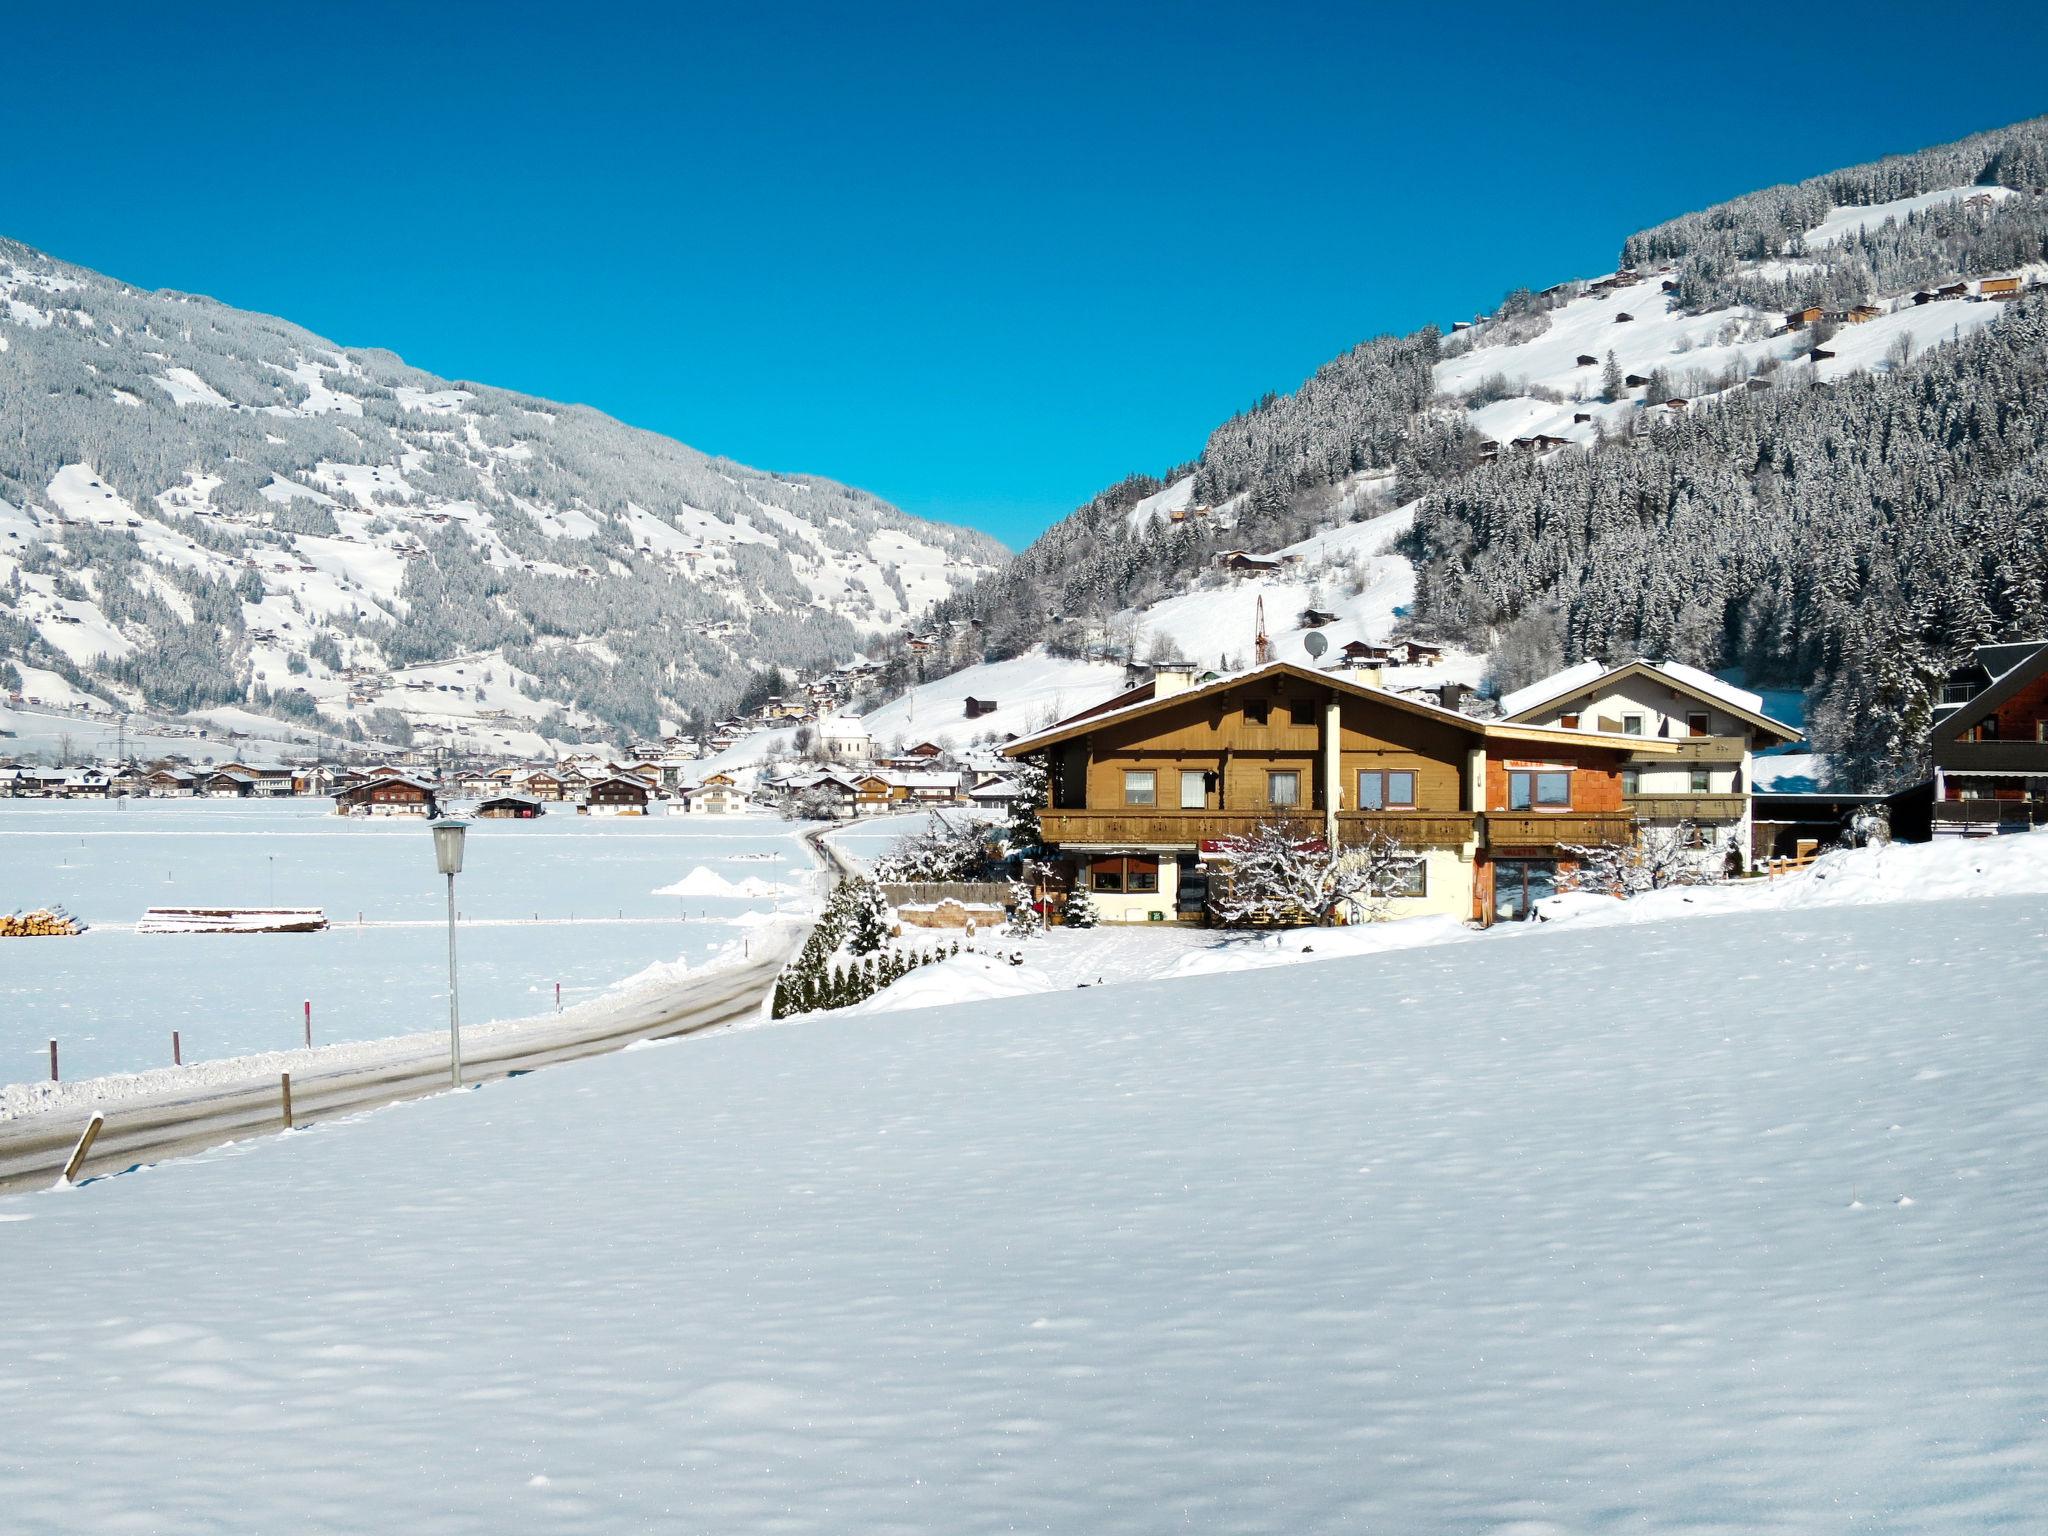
(1, 862), (2044, 1529)
(0, 801), (816, 1083)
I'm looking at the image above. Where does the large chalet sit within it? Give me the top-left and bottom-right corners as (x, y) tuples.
(1002, 661), (1675, 925)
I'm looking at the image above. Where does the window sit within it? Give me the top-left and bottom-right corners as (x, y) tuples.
(1123, 770), (1156, 807)
(1560, 712), (1581, 730)
(1244, 700), (1270, 726)
(1267, 770), (1300, 808)
(1180, 769), (1208, 809)
(1508, 769), (1572, 809)
(1092, 856), (1158, 894)
(1621, 714), (1644, 736)
(1690, 768), (1711, 793)
(1357, 769), (1417, 809)
(1621, 768), (1640, 795)
(1687, 711), (1710, 736)
(1383, 858), (1427, 898)
(1289, 699), (1316, 726)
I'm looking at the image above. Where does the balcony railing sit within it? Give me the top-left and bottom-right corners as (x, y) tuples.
(1485, 811), (1636, 849)
(1623, 735), (1748, 764)
(1039, 806), (1632, 851)
(1626, 793), (1748, 821)
(1932, 799), (2043, 830)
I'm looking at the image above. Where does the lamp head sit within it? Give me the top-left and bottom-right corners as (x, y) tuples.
(430, 818), (469, 876)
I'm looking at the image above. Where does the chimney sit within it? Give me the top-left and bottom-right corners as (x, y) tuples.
(1152, 663), (1197, 699)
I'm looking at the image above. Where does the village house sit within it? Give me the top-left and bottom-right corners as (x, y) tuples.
(1004, 661), (1675, 927)
(333, 775), (439, 818)
(1498, 658), (1803, 864)
(1928, 639), (2048, 836)
(1219, 551), (1281, 575)
(475, 794), (544, 819)
(786, 771), (862, 818)
(1786, 305), (1826, 328)
(963, 696), (999, 720)
(968, 774), (1024, 815)
(580, 775), (653, 816)
(678, 772), (748, 815)
(518, 769), (567, 802)
(1979, 276), (2024, 299)
(146, 767), (199, 797)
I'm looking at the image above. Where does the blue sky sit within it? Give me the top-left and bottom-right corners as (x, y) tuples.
(5, 3), (2046, 548)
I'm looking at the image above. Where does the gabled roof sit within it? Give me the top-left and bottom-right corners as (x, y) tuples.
(1498, 659), (1801, 743)
(1000, 660), (1677, 758)
(1934, 640), (2048, 741)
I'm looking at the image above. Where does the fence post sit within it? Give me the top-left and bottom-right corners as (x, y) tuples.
(172, 1030), (181, 1067)
(61, 1114), (105, 1184)
(48, 1039), (57, 1083)
(303, 1000), (312, 1049)
(280, 1073), (293, 1130)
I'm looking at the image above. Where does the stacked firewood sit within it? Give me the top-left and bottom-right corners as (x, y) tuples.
(0, 906), (87, 937)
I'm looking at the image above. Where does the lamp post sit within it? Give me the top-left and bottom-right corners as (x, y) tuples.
(431, 818), (469, 1088)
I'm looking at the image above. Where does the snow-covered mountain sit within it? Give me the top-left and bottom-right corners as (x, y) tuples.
(919, 115), (2048, 786)
(0, 238), (1003, 753)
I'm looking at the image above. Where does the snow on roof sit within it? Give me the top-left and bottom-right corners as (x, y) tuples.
(1498, 658), (1773, 724)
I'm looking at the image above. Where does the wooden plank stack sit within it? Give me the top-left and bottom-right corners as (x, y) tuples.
(1, 906), (87, 937)
(137, 907), (328, 935)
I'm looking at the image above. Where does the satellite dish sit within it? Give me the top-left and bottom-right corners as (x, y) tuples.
(1303, 631), (1329, 659)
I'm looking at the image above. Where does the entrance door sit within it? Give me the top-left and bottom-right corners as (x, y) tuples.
(1493, 859), (1557, 922)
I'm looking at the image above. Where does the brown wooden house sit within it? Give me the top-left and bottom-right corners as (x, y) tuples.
(1930, 639), (2048, 835)
(333, 775), (439, 818)
(1003, 660), (1675, 925)
(581, 776), (653, 815)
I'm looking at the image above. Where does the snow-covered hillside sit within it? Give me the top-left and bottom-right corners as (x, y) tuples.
(922, 118), (2048, 796)
(0, 238), (1003, 749)
(4, 852), (2044, 1529)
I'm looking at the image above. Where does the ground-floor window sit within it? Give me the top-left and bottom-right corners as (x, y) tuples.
(1092, 855), (1161, 894)
(1385, 857), (1427, 897)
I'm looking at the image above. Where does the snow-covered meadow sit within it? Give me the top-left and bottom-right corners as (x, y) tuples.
(0, 800), (816, 1084)
(1, 847), (2044, 1529)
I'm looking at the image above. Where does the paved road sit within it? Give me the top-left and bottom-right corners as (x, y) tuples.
(0, 915), (805, 1197)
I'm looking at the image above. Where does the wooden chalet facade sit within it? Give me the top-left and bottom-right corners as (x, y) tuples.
(1004, 661), (1673, 926)
(581, 776), (653, 815)
(1929, 640), (2048, 835)
(475, 794), (544, 819)
(333, 776), (439, 818)
(1499, 659), (1802, 863)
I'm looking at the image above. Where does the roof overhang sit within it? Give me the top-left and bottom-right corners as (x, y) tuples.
(1002, 660), (1679, 758)
(1501, 660), (1802, 743)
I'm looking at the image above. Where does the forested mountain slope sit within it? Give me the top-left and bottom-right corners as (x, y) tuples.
(928, 114), (2048, 787)
(0, 239), (1002, 749)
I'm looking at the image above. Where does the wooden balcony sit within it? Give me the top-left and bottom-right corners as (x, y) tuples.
(1484, 811), (1636, 850)
(1335, 810), (1481, 847)
(1039, 808), (1479, 849)
(1626, 793), (1748, 822)
(1624, 735), (1748, 764)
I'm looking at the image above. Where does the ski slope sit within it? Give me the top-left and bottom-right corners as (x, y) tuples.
(2, 861), (2044, 1529)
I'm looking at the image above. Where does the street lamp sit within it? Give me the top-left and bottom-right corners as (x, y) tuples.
(431, 818), (469, 1088)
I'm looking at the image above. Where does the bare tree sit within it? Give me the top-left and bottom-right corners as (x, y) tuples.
(1211, 821), (1417, 926)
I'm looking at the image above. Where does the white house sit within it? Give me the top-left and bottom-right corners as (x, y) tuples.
(1498, 658), (1802, 864)
(677, 772), (750, 815)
